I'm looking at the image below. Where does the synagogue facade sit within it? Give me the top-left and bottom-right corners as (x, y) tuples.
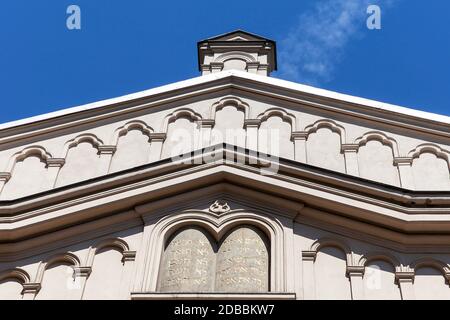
(0, 31), (449, 300)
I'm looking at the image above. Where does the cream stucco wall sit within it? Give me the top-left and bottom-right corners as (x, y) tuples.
(2, 197), (450, 300)
(0, 91), (448, 200)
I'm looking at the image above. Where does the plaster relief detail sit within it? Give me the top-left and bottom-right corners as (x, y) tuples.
(158, 228), (216, 292)
(157, 226), (269, 293)
(209, 200), (231, 214)
(215, 226), (269, 292)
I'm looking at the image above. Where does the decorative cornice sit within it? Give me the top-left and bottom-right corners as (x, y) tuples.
(46, 158), (66, 168)
(393, 157), (414, 166)
(22, 283), (41, 294)
(246, 61), (260, 70)
(149, 133), (167, 142)
(197, 119), (215, 127)
(341, 144), (359, 153)
(243, 119), (261, 128)
(98, 145), (117, 155)
(209, 200), (231, 214)
(210, 62), (224, 71)
(291, 131), (308, 140)
(347, 266), (365, 277)
(302, 251), (317, 262)
(74, 266), (92, 278)
(395, 271), (415, 283)
(122, 250), (137, 262)
(0, 172), (11, 182)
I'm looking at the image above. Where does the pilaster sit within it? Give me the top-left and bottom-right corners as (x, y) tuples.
(395, 271), (415, 300)
(291, 132), (308, 163)
(341, 144), (360, 176)
(98, 145), (117, 174)
(0, 172), (11, 194)
(46, 158), (65, 188)
(148, 133), (167, 162)
(394, 157), (415, 190)
(347, 266), (365, 300)
(301, 251), (317, 300)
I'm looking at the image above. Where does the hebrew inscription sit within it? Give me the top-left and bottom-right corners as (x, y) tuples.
(158, 225), (269, 293)
(158, 228), (216, 292)
(216, 226), (269, 292)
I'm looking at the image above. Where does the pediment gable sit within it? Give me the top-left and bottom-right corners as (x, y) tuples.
(200, 30), (272, 42)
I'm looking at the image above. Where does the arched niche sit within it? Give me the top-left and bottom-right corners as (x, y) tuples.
(56, 135), (104, 186)
(314, 246), (351, 300)
(161, 110), (201, 159)
(223, 59), (247, 71)
(83, 247), (125, 299)
(36, 262), (76, 300)
(110, 128), (152, 173)
(357, 138), (400, 186)
(0, 269), (29, 300)
(363, 259), (400, 300)
(211, 105), (246, 148)
(215, 225), (269, 293)
(0, 279), (23, 300)
(157, 227), (216, 293)
(2, 155), (51, 199)
(413, 266), (450, 300)
(306, 126), (345, 173)
(411, 150), (450, 191)
(35, 253), (80, 300)
(258, 113), (295, 160)
(156, 224), (270, 293)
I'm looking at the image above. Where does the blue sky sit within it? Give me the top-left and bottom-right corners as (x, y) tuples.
(0, 0), (449, 124)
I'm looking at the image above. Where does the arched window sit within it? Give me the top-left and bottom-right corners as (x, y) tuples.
(157, 225), (269, 293)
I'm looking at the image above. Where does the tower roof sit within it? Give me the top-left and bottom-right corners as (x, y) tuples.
(197, 30), (277, 76)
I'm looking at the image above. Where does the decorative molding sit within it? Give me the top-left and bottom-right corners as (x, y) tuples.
(131, 292), (296, 300)
(111, 120), (154, 145)
(408, 144), (450, 164)
(74, 266), (92, 278)
(98, 145), (117, 155)
(304, 119), (346, 144)
(197, 119), (215, 128)
(209, 200), (231, 214)
(149, 133), (167, 142)
(0, 268), (30, 284)
(35, 252), (81, 284)
(346, 266), (365, 277)
(257, 108), (297, 132)
(0, 172), (11, 182)
(215, 51), (257, 64)
(86, 237), (132, 267)
(46, 158), (66, 168)
(211, 96), (250, 120)
(141, 208), (286, 293)
(301, 251), (317, 262)
(291, 131), (308, 141)
(358, 252), (401, 268)
(355, 131), (400, 157)
(395, 271), (415, 283)
(341, 144), (359, 153)
(122, 250), (137, 262)
(243, 119), (261, 128)
(309, 237), (353, 266)
(161, 108), (203, 133)
(61, 134), (104, 158)
(5, 146), (53, 173)
(393, 157), (413, 166)
(22, 283), (41, 295)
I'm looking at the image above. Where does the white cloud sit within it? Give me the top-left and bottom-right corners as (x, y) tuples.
(278, 0), (395, 86)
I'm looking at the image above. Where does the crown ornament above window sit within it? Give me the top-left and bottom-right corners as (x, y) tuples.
(209, 200), (231, 214)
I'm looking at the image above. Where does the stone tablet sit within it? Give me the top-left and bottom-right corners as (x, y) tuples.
(158, 228), (216, 292)
(215, 226), (269, 292)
